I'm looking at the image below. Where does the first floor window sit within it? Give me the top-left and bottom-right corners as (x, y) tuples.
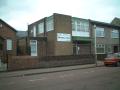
(96, 27), (104, 37)
(38, 22), (44, 34)
(7, 39), (12, 50)
(111, 29), (119, 38)
(96, 44), (105, 54)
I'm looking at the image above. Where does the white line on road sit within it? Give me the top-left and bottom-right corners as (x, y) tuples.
(29, 77), (47, 82)
(59, 74), (73, 78)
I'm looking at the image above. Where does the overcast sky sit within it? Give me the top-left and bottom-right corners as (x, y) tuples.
(0, 0), (120, 31)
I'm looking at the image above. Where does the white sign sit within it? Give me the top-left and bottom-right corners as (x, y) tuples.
(57, 33), (71, 42)
(72, 31), (90, 37)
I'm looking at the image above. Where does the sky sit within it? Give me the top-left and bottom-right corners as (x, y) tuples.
(0, 0), (120, 31)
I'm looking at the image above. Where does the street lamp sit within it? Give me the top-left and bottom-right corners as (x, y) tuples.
(93, 24), (97, 66)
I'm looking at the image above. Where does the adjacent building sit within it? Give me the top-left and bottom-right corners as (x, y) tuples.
(0, 19), (17, 70)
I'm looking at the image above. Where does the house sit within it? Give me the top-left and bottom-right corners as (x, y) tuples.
(0, 19), (17, 71)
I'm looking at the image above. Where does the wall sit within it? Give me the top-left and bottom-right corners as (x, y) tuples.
(8, 56), (40, 70)
(8, 55), (95, 71)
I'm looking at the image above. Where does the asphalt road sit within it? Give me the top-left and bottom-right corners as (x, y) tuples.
(0, 67), (120, 90)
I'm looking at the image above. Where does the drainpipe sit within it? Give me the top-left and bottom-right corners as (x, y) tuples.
(119, 30), (120, 52)
(93, 24), (97, 66)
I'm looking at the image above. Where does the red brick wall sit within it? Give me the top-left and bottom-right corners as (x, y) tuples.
(8, 56), (40, 71)
(8, 55), (95, 71)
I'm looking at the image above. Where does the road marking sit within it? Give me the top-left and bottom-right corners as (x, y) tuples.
(90, 71), (95, 73)
(59, 74), (73, 78)
(29, 77), (47, 82)
(84, 72), (89, 74)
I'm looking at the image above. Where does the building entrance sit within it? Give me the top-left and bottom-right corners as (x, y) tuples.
(73, 42), (91, 55)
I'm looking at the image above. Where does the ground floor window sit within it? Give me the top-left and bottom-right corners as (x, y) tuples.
(96, 44), (105, 54)
(30, 40), (37, 56)
(6, 39), (12, 50)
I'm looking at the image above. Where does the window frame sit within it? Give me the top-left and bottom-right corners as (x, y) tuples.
(38, 22), (44, 34)
(111, 29), (119, 38)
(30, 40), (37, 56)
(96, 44), (105, 54)
(96, 27), (105, 37)
(6, 39), (12, 50)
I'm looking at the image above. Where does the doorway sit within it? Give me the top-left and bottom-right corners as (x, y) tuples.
(113, 46), (118, 53)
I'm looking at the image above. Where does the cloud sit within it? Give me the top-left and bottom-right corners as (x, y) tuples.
(0, 0), (120, 30)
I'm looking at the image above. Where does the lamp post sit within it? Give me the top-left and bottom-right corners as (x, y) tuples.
(93, 25), (97, 66)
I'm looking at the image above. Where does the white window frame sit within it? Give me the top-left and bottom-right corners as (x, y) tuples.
(7, 39), (12, 50)
(96, 27), (104, 37)
(30, 40), (37, 56)
(96, 44), (105, 54)
(46, 16), (54, 32)
(72, 18), (90, 37)
(33, 26), (36, 37)
(38, 22), (44, 34)
(111, 29), (119, 38)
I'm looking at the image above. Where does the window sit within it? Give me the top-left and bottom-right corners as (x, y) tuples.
(46, 16), (54, 32)
(33, 26), (36, 37)
(72, 21), (76, 31)
(38, 22), (44, 34)
(72, 18), (89, 32)
(7, 39), (12, 50)
(96, 27), (104, 37)
(96, 44), (105, 54)
(72, 18), (90, 37)
(111, 29), (119, 38)
(30, 40), (37, 56)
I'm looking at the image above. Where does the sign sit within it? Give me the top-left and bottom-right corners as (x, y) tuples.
(57, 33), (71, 42)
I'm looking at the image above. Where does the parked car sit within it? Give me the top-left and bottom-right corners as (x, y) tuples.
(104, 53), (120, 66)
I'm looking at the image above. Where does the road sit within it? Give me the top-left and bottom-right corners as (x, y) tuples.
(0, 67), (120, 90)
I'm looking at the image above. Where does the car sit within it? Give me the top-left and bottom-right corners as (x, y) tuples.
(104, 53), (120, 66)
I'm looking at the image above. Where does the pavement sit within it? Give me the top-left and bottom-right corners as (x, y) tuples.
(0, 61), (104, 78)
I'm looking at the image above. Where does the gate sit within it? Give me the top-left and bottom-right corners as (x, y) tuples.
(0, 58), (7, 71)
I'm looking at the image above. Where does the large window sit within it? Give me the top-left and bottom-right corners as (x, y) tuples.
(46, 16), (54, 32)
(38, 22), (44, 34)
(96, 44), (105, 54)
(72, 18), (89, 37)
(111, 29), (119, 38)
(7, 39), (12, 50)
(72, 18), (89, 32)
(96, 27), (104, 37)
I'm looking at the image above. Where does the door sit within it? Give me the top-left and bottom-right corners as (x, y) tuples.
(113, 46), (118, 53)
(30, 40), (37, 56)
(73, 44), (80, 55)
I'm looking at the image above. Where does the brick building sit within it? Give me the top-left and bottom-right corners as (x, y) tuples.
(27, 13), (120, 60)
(0, 19), (17, 71)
